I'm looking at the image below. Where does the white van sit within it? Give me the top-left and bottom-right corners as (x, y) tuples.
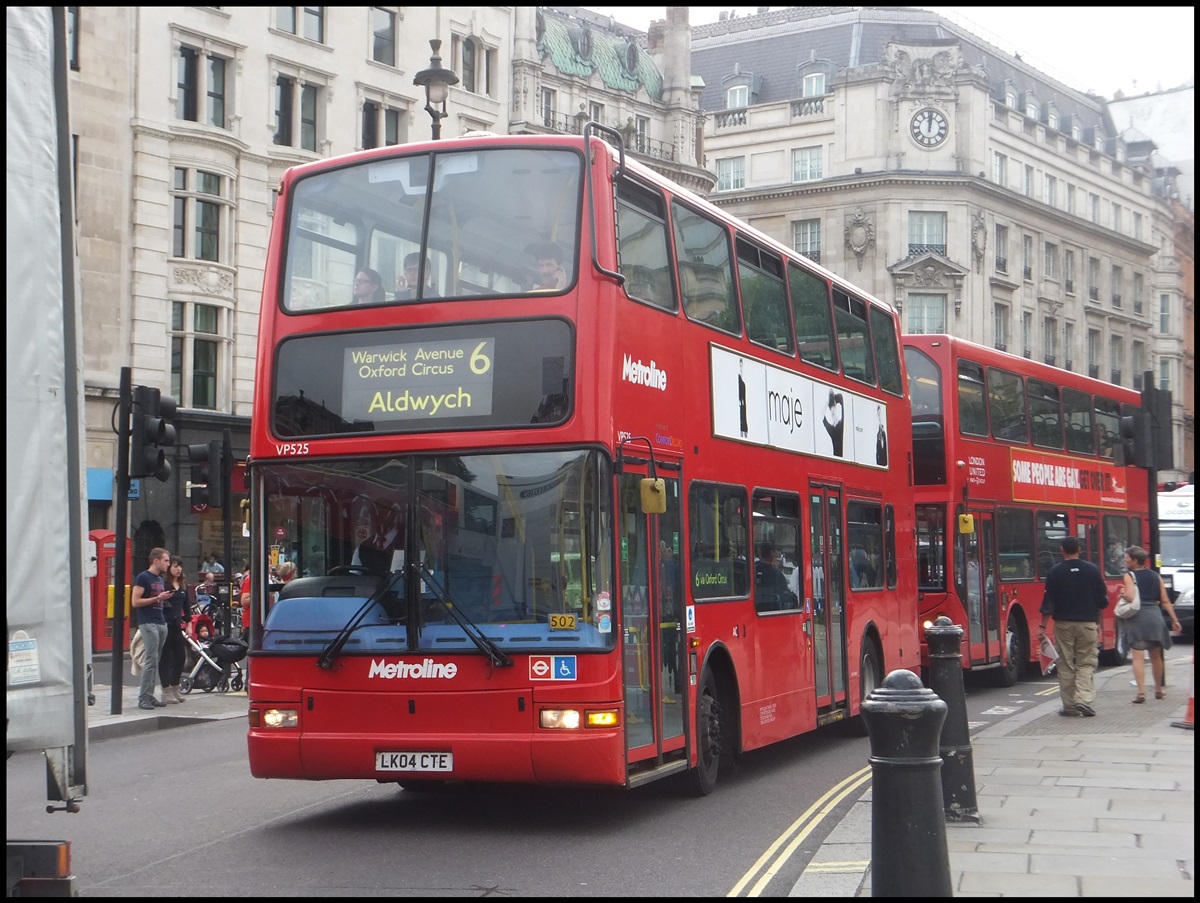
(1158, 485), (1194, 602)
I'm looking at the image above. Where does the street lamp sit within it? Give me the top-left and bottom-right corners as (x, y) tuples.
(413, 38), (458, 140)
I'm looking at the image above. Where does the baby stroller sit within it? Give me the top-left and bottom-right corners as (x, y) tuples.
(180, 613), (248, 694)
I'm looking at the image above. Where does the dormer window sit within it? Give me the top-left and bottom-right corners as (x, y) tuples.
(569, 24), (593, 61)
(1047, 111), (1058, 130)
(1071, 121), (1081, 141)
(727, 84), (749, 108)
(622, 37), (639, 74)
(1024, 100), (1038, 119)
(802, 72), (825, 97)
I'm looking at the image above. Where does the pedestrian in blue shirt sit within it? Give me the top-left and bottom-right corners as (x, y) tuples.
(131, 547), (172, 710)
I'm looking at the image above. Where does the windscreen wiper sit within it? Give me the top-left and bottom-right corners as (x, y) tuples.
(316, 570), (403, 670)
(418, 563), (512, 668)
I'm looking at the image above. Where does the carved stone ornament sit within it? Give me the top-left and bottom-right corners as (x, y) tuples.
(971, 211), (987, 266)
(914, 264), (944, 287)
(844, 209), (876, 272)
(885, 44), (964, 98)
(173, 264), (233, 296)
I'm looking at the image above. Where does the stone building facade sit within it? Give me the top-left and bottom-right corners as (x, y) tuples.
(690, 6), (1191, 483)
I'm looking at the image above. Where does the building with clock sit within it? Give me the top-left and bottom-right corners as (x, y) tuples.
(690, 6), (1191, 482)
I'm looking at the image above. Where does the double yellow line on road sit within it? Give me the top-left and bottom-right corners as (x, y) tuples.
(727, 766), (872, 896)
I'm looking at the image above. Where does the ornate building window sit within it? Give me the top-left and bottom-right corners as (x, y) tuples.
(793, 219), (820, 264)
(175, 42), (232, 128)
(716, 156), (745, 191)
(907, 211), (946, 257)
(172, 167), (228, 262)
(905, 294), (945, 334)
(371, 8), (396, 66)
(994, 302), (1010, 350)
(276, 7), (325, 44)
(274, 74), (323, 151)
(171, 300), (225, 410)
(792, 146), (823, 183)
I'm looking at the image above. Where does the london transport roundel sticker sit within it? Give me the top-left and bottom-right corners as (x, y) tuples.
(597, 613), (612, 634)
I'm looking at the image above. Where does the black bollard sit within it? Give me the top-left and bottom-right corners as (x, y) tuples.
(862, 669), (952, 898)
(926, 616), (980, 823)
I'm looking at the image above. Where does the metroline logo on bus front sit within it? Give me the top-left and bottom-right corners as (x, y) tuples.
(368, 658), (458, 679)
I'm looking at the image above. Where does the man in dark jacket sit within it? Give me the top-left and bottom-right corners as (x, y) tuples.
(1037, 536), (1109, 717)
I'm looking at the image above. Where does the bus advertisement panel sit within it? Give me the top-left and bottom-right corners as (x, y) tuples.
(904, 334), (1150, 685)
(245, 126), (917, 795)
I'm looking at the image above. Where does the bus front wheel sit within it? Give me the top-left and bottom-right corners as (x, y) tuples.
(996, 615), (1027, 687)
(847, 641), (881, 737)
(688, 669), (723, 796)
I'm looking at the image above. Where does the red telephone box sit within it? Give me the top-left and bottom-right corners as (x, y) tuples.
(89, 529), (132, 654)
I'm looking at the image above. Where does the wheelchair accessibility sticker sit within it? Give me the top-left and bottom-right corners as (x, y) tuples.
(529, 655), (577, 681)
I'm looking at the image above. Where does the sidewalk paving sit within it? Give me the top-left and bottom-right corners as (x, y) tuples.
(87, 655), (247, 742)
(792, 648), (1195, 897)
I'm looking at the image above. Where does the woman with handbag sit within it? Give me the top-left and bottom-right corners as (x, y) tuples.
(1121, 546), (1181, 703)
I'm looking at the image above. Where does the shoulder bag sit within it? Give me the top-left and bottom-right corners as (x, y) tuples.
(1114, 575), (1141, 619)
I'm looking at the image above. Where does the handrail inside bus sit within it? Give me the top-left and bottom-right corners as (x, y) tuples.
(582, 120), (626, 287)
(617, 435), (668, 515)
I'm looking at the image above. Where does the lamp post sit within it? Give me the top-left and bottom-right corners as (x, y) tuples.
(413, 38), (458, 140)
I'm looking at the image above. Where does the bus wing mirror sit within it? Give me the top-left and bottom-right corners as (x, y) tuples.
(640, 477), (666, 515)
(958, 513), (975, 535)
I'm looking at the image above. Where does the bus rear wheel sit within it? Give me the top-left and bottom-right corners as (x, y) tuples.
(688, 669), (723, 796)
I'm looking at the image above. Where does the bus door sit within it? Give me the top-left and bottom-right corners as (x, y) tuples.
(808, 485), (848, 717)
(617, 469), (685, 766)
(961, 510), (1000, 666)
(1076, 513), (1100, 569)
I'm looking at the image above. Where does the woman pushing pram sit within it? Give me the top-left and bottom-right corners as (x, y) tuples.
(180, 613), (247, 694)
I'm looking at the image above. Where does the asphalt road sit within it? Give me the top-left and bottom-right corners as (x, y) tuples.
(7, 672), (1069, 896)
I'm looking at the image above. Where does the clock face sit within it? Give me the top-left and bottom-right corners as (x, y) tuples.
(910, 108), (948, 147)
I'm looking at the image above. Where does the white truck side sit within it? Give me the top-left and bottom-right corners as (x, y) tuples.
(7, 7), (89, 894)
(1157, 486), (1194, 601)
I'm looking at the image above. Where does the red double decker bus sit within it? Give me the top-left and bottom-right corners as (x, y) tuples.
(245, 125), (918, 794)
(902, 334), (1149, 683)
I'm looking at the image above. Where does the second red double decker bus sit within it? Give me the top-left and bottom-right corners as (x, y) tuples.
(244, 125), (919, 794)
(903, 334), (1149, 683)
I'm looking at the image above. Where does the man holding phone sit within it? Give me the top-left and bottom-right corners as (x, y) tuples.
(131, 547), (173, 711)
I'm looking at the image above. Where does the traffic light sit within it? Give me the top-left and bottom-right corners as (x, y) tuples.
(187, 438), (224, 507)
(1116, 412), (1152, 469)
(1148, 385), (1175, 472)
(130, 385), (177, 481)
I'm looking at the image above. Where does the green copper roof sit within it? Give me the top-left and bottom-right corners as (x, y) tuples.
(539, 12), (663, 101)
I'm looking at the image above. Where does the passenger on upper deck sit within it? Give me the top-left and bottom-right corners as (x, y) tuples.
(394, 253), (438, 301)
(351, 268), (386, 305)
